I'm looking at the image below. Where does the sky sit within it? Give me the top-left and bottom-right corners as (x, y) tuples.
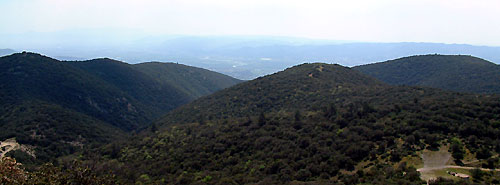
(1, 0), (500, 46)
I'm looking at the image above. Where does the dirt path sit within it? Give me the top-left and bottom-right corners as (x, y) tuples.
(0, 138), (21, 158)
(418, 165), (500, 172)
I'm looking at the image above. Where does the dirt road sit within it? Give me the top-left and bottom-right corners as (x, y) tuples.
(0, 138), (20, 158)
(418, 165), (500, 172)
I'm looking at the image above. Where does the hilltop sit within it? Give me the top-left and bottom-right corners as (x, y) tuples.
(354, 55), (500, 94)
(159, 63), (386, 125)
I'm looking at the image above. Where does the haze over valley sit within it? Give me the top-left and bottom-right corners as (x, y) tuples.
(3, 35), (500, 80)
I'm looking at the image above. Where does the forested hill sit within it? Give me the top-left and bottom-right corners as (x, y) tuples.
(133, 62), (242, 98)
(158, 63), (387, 125)
(95, 63), (500, 184)
(66, 58), (191, 122)
(0, 52), (241, 165)
(354, 54), (500, 94)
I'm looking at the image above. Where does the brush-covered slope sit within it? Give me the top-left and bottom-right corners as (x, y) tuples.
(94, 63), (500, 184)
(66, 58), (191, 121)
(354, 55), (500, 94)
(0, 52), (241, 164)
(160, 63), (386, 124)
(133, 62), (242, 98)
(0, 52), (132, 164)
(0, 100), (124, 164)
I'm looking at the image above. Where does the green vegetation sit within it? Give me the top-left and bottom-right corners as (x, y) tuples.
(0, 101), (124, 167)
(88, 63), (500, 184)
(3, 53), (500, 184)
(0, 157), (116, 185)
(134, 62), (242, 98)
(0, 52), (241, 165)
(354, 54), (500, 94)
(450, 138), (465, 164)
(66, 58), (190, 126)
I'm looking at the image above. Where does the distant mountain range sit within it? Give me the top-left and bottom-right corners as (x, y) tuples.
(0, 48), (15, 56)
(354, 54), (500, 94)
(0, 52), (241, 164)
(5, 35), (500, 79)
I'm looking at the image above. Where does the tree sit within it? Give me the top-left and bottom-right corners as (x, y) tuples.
(258, 112), (266, 126)
(470, 168), (484, 180)
(323, 103), (337, 120)
(405, 135), (416, 145)
(243, 115), (252, 126)
(483, 158), (497, 169)
(294, 110), (302, 122)
(476, 147), (492, 160)
(450, 138), (465, 163)
(150, 123), (158, 133)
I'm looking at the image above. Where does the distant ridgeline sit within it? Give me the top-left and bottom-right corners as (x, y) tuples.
(0, 52), (241, 165)
(91, 63), (500, 184)
(0, 48), (15, 56)
(354, 54), (500, 94)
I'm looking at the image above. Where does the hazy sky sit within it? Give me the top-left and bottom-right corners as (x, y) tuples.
(1, 0), (500, 46)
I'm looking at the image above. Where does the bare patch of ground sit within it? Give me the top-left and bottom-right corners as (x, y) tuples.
(416, 146), (500, 182)
(0, 138), (35, 158)
(417, 146), (454, 181)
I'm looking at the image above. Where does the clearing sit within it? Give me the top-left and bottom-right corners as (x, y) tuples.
(0, 138), (35, 158)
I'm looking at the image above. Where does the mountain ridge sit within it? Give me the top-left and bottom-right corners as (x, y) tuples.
(354, 54), (500, 94)
(0, 48), (15, 56)
(0, 52), (241, 165)
(157, 63), (386, 126)
(133, 62), (242, 98)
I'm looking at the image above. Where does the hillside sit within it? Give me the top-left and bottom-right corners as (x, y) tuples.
(66, 58), (191, 122)
(0, 52), (241, 165)
(133, 62), (242, 98)
(354, 55), (500, 94)
(159, 63), (386, 124)
(93, 63), (500, 184)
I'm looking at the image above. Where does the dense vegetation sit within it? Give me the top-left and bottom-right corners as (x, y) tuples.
(66, 58), (190, 125)
(354, 54), (500, 94)
(90, 63), (500, 184)
(1, 157), (116, 185)
(0, 52), (240, 165)
(134, 62), (242, 98)
(3, 54), (500, 184)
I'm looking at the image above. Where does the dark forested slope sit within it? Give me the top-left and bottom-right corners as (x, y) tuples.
(159, 63), (387, 125)
(133, 62), (242, 98)
(0, 52), (241, 164)
(67, 59), (191, 122)
(354, 54), (500, 94)
(95, 63), (500, 184)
